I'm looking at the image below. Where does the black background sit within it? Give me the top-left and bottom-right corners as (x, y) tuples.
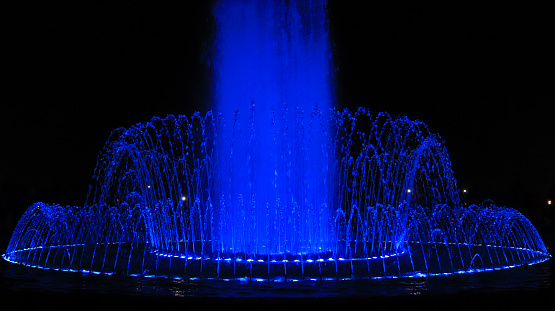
(2, 0), (554, 237)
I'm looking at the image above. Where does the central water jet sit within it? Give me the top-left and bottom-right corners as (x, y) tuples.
(212, 0), (334, 256)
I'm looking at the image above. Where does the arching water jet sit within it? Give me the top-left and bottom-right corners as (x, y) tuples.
(2, 0), (550, 282)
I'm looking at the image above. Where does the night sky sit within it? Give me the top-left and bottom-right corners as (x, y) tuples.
(2, 1), (554, 236)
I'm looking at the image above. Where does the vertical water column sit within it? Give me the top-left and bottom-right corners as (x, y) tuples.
(212, 0), (334, 256)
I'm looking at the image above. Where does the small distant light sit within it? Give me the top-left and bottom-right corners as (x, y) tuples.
(548, 200), (552, 205)
(182, 196), (186, 201)
(407, 189), (411, 193)
(463, 189), (467, 193)
(147, 185), (151, 189)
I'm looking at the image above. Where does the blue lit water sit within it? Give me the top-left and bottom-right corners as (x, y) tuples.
(212, 0), (333, 255)
(4, 110), (550, 280)
(2, 242), (553, 307)
(2, 0), (551, 298)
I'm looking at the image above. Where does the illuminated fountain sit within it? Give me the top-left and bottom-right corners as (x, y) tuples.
(2, 0), (550, 281)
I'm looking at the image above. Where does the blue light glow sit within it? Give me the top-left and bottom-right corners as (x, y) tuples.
(1, 0), (550, 282)
(212, 0), (333, 256)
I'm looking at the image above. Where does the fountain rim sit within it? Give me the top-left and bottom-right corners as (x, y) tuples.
(3, 241), (550, 282)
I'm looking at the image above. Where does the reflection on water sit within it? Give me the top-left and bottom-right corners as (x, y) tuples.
(1, 235), (552, 310)
(400, 279), (428, 296)
(2, 258), (552, 299)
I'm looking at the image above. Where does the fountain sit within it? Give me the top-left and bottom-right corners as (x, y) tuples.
(2, 0), (550, 282)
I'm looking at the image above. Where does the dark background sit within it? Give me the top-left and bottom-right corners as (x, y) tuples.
(2, 0), (554, 238)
